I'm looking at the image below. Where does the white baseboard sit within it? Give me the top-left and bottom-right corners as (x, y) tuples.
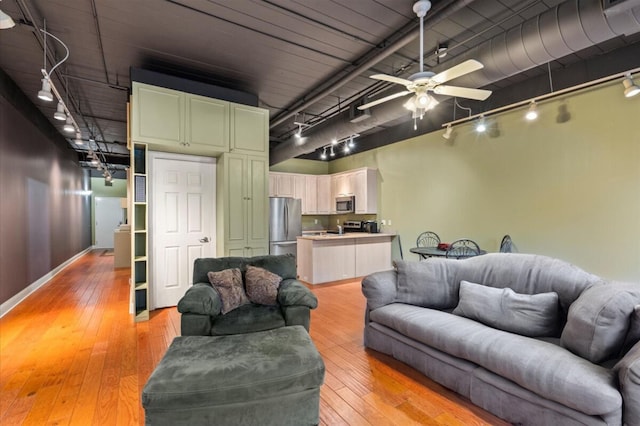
(0, 247), (93, 318)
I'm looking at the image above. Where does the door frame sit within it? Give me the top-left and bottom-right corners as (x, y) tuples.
(148, 151), (217, 310)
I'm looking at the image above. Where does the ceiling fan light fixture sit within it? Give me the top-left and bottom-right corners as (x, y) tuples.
(475, 116), (487, 133)
(623, 74), (640, 98)
(525, 101), (539, 121)
(54, 101), (66, 120)
(37, 78), (53, 101)
(443, 124), (453, 139)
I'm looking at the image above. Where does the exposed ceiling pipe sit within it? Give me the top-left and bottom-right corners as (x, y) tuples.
(269, 0), (476, 130)
(270, 0), (640, 165)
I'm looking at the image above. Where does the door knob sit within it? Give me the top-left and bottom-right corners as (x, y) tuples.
(199, 237), (210, 243)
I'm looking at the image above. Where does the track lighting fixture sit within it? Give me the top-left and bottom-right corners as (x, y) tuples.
(54, 101), (66, 120)
(105, 174), (112, 183)
(0, 6), (15, 29)
(320, 147), (327, 160)
(74, 132), (83, 145)
(475, 116), (487, 133)
(343, 144), (350, 153)
(319, 134), (359, 159)
(436, 43), (448, 59)
(348, 136), (355, 148)
(63, 116), (75, 132)
(525, 101), (539, 121)
(330, 146), (335, 157)
(442, 124), (453, 140)
(623, 74), (640, 98)
(331, 138), (338, 145)
(37, 78), (53, 101)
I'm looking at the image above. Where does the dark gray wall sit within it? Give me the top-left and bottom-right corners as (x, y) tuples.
(0, 68), (91, 306)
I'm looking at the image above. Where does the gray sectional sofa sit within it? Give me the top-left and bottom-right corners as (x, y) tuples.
(361, 253), (640, 425)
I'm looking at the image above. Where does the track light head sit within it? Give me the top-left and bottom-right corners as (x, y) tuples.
(37, 78), (53, 101)
(63, 116), (75, 132)
(623, 74), (640, 98)
(54, 101), (66, 120)
(320, 147), (327, 160)
(74, 132), (83, 145)
(330, 146), (335, 157)
(0, 7), (16, 29)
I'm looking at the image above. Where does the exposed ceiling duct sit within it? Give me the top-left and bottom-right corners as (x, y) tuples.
(270, 0), (640, 165)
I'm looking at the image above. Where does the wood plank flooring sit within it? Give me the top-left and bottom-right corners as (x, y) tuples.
(0, 250), (508, 425)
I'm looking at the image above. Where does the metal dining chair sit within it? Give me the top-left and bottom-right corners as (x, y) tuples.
(500, 234), (513, 253)
(446, 239), (481, 259)
(416, 231), (441, 259)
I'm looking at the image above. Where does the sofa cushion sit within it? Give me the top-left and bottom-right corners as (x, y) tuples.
(245, 266), (281, 306)
(614, 340), (640, 426)
(561, 283), (639, 363)
(207, 268), (249, 314)
(620, 305), (640, 357)
(453, 280), (559, 337)
(369, 304), (621, 416)
(394, 259), (460, 309)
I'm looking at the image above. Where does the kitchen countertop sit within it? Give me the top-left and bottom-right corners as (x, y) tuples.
(298, 232), (395, 241)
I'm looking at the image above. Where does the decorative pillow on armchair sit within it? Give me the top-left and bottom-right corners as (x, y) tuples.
(245, 265), (282, 306)
(207, 268), (249, 314)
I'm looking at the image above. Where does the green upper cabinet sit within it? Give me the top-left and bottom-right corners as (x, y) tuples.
(186, 94), (229, 152)
(132, 82), (184, 145)
(230, 103), (269, 155)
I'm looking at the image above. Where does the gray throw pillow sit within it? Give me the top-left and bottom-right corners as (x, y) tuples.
(245, 265), (281, 306)
(452, 280), (560, 337)
(207, 268), (249, 314)
(394, 259), (459, 309)
(561, 284), (637, 363)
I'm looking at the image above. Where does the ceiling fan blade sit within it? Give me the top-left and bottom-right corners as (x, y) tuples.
(358, 91), (411, 110)
(370, 74), (412, 86)
(430, 59), (484, 84)
(433, 85), (492, 101)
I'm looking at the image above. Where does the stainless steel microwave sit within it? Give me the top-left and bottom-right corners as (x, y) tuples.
(336, 196), (355, 213)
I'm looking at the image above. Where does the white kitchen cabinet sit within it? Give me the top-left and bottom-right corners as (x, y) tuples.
(316, 175), (332, 214)
(304, 175), (317, 214)
(297, 234), (394, 284)
(355, 236), (392, 276)
(293, 175), (306, 210)
(352, 168), (378, 214)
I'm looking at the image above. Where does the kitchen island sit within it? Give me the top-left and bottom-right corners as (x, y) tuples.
(297, 233), (395, 285)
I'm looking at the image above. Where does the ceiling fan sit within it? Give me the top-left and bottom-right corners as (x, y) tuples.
(358, 0), (491, 114)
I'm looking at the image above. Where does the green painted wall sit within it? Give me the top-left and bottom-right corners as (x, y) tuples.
(279, 79), (640, 282)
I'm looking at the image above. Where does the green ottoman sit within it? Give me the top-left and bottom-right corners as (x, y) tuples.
(142, 325), (325, 426)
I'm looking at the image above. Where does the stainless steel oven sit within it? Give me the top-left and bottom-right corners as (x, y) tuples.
(335, 196), (355, 213)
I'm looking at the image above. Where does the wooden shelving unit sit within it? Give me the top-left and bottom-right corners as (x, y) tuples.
(131, 143), (149, 321)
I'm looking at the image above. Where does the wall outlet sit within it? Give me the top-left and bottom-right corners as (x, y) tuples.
(381, 219), (386, 225)
(337, 219), (340, 224)
(388, 220), (392, 226)
(314, 219), (318, 224)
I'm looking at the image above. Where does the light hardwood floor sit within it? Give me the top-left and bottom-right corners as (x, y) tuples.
(0, 250), (508, 425)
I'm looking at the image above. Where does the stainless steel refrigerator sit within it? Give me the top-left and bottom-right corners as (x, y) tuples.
(269, 197), (302, 257)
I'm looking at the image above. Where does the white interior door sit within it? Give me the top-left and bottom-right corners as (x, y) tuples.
(151, 154), (216, 308)
(94, 197), (122, 248)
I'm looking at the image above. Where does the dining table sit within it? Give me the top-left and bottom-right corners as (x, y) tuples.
(409, 246), (487, 259)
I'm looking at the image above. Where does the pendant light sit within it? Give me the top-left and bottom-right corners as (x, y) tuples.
(37, 78), (53, 101)
(525, 101), (539, 121)
(623, 74), (640, 98)
(63, 116), (75, 132)
(54, 101), (66, 120)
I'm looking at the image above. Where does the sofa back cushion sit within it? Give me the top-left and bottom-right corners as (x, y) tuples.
(453, 280), (560, 337)
(454, 254), (601, 314)
(193, 254), (296, 284)
(561, 282), (640, 363)
(395, 259), (461, 309)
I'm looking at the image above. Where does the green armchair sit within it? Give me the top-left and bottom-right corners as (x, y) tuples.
(177, 254), (318, 336)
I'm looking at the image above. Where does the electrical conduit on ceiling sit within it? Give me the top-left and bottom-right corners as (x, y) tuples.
(270, 0), (640, 165)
